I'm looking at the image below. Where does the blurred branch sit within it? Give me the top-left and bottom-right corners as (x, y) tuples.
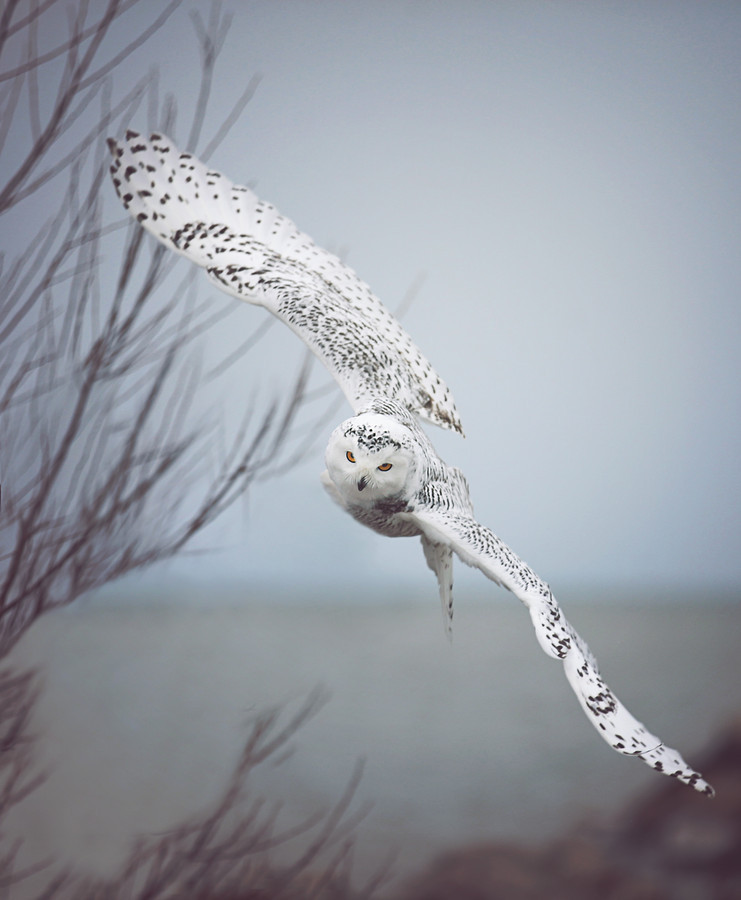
(0, 1), (181, 212)
(0, 667), (63, 896)
(0, 3), (374, 898)
(0, 0), (318, 654)
(0, 0), (119, 211)
(56, 691), (387, 900)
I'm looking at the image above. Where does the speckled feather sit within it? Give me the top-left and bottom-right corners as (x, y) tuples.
(107, 131), (462, 433)
(325, 399), (714, 796)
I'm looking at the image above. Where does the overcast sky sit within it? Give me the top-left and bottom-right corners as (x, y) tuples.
(13, 1), (741, 598)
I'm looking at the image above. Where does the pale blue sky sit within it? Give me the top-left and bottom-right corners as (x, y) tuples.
(11, 1), (741, 596)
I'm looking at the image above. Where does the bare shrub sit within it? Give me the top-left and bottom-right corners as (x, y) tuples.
(0, 0), (316, 657)
(63, 691), (388, 900)
(0, 3), (373, 897)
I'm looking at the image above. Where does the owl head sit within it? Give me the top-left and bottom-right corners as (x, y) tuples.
(325, 412), (419, 506)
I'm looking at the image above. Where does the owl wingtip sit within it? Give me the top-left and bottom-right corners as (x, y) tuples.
(434, 408), (465, 437)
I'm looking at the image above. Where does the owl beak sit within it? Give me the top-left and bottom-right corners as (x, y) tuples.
(357, 474), (368, 492)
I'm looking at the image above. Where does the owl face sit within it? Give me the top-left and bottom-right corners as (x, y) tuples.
(325, 413), (417, 506)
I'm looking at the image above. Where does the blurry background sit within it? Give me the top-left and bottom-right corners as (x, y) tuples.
(5, 0), (741, 592)
(3, 1), (740, 896)
(140, 0), (740, 593)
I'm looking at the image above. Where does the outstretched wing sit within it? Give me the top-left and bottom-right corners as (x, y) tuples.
(107, 131), (462, 434)
(405, 502), (714, 795)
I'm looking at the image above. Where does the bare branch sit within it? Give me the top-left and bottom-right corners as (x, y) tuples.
(185, 1), (233, 153)
(0, 5), (368, 897)
(0, 0), (120, 211)
(53, 691), (382, 900)
(76, 1), (182, 95)
(0, 0), (149, 83)
(200, 73), (262, 163)
(10, 76), (150, 206)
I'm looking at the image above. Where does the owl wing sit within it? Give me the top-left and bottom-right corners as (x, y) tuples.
(107, 131), (462, 434)
(404, 502), (714, 795)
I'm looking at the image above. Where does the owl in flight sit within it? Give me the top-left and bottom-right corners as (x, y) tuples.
(108, 131), (712, 796)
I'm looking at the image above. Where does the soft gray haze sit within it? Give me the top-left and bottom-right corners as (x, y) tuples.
(12, 1), (741, 593)
(4, 5), (741, 892)
(6, 599), (740, 890)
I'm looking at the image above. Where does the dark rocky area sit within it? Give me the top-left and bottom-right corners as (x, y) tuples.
(396, 720), (741, 900)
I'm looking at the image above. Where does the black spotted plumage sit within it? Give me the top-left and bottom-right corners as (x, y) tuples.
(107, 131), (462, 434)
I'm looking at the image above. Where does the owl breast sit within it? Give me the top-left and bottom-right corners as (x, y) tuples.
(346, 498), (421, 538)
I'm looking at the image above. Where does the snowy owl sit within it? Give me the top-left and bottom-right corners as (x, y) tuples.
(108, 131), (713, 796)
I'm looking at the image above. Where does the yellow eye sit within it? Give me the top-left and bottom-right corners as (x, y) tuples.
(346, 451), (356, 463)
(377, 462), (392, 472)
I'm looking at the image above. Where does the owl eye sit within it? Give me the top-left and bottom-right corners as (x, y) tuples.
(377, 462), (392, 472)
(346, 450), (356, 463)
